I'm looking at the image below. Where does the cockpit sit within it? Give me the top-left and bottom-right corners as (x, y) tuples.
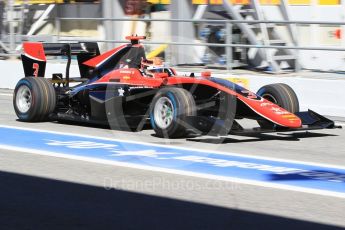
(146, 66), (174, 77)
(141, 57), (175, 77)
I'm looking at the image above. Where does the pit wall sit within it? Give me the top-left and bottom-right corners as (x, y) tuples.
(1, 60), (344, 117)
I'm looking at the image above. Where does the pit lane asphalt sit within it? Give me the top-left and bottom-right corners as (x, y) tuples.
(0, 89), (345, 230)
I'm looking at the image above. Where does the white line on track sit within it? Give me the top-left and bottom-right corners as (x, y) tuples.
(1, 124), (345, 170)
(0, 143), (345, 199)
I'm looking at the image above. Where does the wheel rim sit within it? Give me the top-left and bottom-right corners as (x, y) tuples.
(154, 96), (174, 129)
(262, 93), (279, 105)
(16, 85), (32, 113)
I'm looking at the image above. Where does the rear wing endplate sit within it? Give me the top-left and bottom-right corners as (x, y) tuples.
(21, 42), (100, 85)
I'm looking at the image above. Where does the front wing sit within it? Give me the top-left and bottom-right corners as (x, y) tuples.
(185, 110), (342, 136)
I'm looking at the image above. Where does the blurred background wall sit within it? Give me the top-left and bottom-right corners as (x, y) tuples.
(1, 0), (345, 72)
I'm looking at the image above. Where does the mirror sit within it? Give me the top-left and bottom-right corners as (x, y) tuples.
(201, 71), (211, 78)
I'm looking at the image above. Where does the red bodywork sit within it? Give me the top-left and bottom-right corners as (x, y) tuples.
(22, 42), (46, 62)
(94, 68), (302, 128)
(83, 44), (128, 68)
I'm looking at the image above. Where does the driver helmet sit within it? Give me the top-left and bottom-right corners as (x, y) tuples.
(141, 57), (164, 77)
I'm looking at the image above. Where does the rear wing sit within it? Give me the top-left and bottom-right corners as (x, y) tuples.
(21, 42), (100, 84)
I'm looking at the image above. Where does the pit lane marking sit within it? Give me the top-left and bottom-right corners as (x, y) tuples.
(1, 125), (345, 199)
(1, 143), (345, 199)
(1, 124), (344, 169)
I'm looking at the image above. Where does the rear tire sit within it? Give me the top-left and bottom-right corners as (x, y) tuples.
(150, 87), (196, 138)
(256, 83), (299, 129)
(13, 77), (56, 122)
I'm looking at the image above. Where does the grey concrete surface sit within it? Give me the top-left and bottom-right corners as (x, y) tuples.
(0, 90), (345, 229)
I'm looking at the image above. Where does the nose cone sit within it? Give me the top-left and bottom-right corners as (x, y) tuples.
(238, 95), (302, 128)
(257, 99), (302, 128)
(279, 113), (302, 128)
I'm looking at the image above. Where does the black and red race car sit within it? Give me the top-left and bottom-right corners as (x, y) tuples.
(13, 36), (340, 138)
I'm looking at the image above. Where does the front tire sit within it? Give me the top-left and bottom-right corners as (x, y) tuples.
(13, 77), (56, 122)
(256, 83), (299, 129)
(150, 87), (196, 138)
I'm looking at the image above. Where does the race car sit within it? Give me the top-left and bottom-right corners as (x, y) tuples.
(13, 36), (340, 138)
